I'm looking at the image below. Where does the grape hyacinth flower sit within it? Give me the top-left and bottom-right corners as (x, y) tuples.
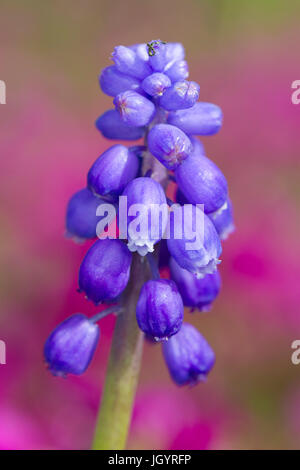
(170, 257), (221, 311)
(45, 39), (234, 450)
(148, 123), (192, 170)
(162, 323), (215, 386)
(136, 279), (184, 341)
(121, 176), (167, 255)
(78, 239), (132, 304)
(175, 151), (228, 213)
(65, 188), (109, 241)
(44, 314), (100, 376)
(87, 144), (140, 197)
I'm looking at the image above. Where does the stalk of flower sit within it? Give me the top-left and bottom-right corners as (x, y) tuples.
(44, 39), (234, 450)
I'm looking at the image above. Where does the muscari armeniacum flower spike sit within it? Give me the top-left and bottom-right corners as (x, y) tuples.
(148, 123), (192, 170)
(167, 204), (222, 278)
(87, 144), (140, 197)
(175, 151), (228, 214)
(99, 65), (142, 97)
(168, 102), (223, 136)
(162, 323), (215, 386)
(208, 197), (235, 241)
(170, 257), (221, 311)
(159, 80), (200, 111)
(121, 176), (168, 256)
(95, 109), (145, 141)
(44, 314), (100, 376)
(136, 279), (184, 341)
(112, 45), (151, 79)
(114, 90), (156, 127)
(65, 188), (111, 241)
(78, 239), (132, 304)
(142, 72), (171, 97)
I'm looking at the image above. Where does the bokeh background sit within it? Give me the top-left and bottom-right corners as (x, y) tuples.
(0, 0), (300, 450)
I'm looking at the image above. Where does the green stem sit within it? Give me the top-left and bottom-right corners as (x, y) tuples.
(92, 253), (150, 450)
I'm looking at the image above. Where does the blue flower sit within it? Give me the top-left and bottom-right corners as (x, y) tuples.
(208, 197), (235, 241)
(95, 109), (145, 141)
(87, 144), (139, 196)
(168, 102), (223, 136)
(159, 80), (200, 111)
(142, 72), (171, 97)
(162, 323), (215, 385)
(122, 177), (167, 256)
(148, 123), (192, 170)
(65, 188), (108, 241)
(44, 314), (100, 376)
(99, 66), (142, 97)
(175, 151), (228, 213)
(78, 239), (132, 304)
(112, 45), (151, 79)
(167, 205), (222, 277)
(170, 257), (221, 311)
(114, 90), (156, 127)
(136, 279), (183, 341)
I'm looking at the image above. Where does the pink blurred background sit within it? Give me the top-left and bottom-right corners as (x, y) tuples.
(0, 0), (300, 449)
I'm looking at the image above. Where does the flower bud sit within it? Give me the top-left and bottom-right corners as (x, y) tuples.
(99, 66), (142, 97)
(87, 144), (139, 196)
(170, 257), (221, 311)
(44, 314), (100, 376)
(142, 73), (171, 97)
(159, 80), (200, 111)
(190, 136), (205, 155)
(96, 110), (145, 141)
(130, 43), (149, 62)
(136, 279), (183, 341)
(114, 91), (156, 127)
(168, 102), (223, 135)
(162, 323), (215, 386)
(78, 239), (132, 304)
(165, 60), (189, 82)
(66, 188), (109, 241)
(122, 177), (167, 256)
(164, 43), (185, 64)
(148, 124), (192, 170)
(208, 198), (235, 241)
(167, 205), (222, 277)
(175, 152), (228, 213)
(112, 45), (151, 79)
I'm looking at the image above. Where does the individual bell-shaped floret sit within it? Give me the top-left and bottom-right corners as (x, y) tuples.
(142, 73), (171, 97)
(99, 66), (142, 97)
(175, 152), (228, 214)
(44, 314), (100, 376)
(78, 239), (132, 304)
(95, 110), (145, 141)
(148, 124), (192, 170)
(111, 45), (151, 79)
(165, 60), (189, 82)
(121, 177), (168, 256)
(114, 91), (156, 127)
(162, 323), (215, 386)
(159, 80), (200, 111)
(208, 198), (235, 241)
(168, 102), (223, 136)
(136, 279), (183, 341)
(167, 205), (222, 277)
(65, 188), (109, 241)
(87, 144), (139, 197)
(170, 257), (221, 311)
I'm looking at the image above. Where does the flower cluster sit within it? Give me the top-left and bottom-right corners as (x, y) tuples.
(44, 40), (234, 386)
